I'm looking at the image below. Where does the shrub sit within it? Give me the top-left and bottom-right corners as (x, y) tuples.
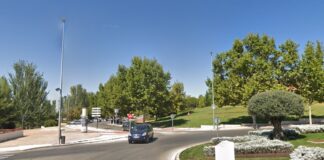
(44, 119), (57, 127)
(204, 135), (293, 156)
(248, 90), (304, 140)
(248, 129), (300, 139)
(211, 135), (265, 144)
(290, 146), (324, 160)
(291, 125), (324, 134)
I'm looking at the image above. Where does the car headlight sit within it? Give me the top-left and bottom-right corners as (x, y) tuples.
(142, 132), (147, 136)
(128, 133), (132, 136)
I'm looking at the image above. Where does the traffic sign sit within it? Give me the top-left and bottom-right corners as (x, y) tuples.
(211, 104), (216, 110)
(91, 107), (101, 118)
(127, 113), (134, 119)
(214, 117), (221, 124)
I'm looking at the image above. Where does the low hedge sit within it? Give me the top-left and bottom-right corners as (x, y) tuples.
(204, 135), (293, 156)
(290, 146), (324, 160)
(291, 125), (324, 134)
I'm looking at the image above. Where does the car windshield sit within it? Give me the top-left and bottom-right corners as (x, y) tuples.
(131, 125), (147, 132)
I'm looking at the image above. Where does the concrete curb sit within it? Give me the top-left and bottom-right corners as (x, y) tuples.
(0, 135), (128, 154)
(172, 141), (209, 160)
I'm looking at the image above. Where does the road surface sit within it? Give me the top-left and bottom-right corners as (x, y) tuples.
(5, 129), (250, 160)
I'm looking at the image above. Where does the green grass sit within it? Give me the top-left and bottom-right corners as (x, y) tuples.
(180, 133), (324, 160)
(290, 133), (324, 148)
(151, 103), (324, 128)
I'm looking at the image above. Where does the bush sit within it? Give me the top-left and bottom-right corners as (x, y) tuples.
(211, 135), (266, 144)
(291, 125), (324, 134)
(44, 119), (57, 127)
(204, 135), (293, 156)
(248, 129), (300, 139)
(290, 146), (324, 160)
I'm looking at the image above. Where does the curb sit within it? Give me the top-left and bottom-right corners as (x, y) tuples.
(173, 141), (209, 160)
(0, 135), (128, 154)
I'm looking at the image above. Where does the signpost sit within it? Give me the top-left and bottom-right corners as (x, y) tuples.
(170, 114), (176, 131)
(114, 109), (119, 124)
(214, 117), (220, 137)
(91, 107), (101, 129)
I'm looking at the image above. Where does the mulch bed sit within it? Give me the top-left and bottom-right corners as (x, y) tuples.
(308, 139), (324, 144)
(235, 152), (290, 158)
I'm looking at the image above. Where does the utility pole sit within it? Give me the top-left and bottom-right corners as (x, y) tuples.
(211, 52), (216, 131)
(58, 18), (65, 144)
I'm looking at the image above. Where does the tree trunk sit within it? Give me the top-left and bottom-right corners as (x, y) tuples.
(270, 118), (285, 140)
(308, 104), (312, 125)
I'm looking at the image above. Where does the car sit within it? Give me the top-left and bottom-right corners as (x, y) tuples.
(69, 120), (81, 125)
(128, 123), (154, 144)
(122, 121), (135, 131)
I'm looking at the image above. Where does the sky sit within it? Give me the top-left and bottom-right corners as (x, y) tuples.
(0, 0), (324, 100)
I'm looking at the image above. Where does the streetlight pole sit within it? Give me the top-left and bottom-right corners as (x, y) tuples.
(210, 52), (216, 130)
(58, 18), (65, 144)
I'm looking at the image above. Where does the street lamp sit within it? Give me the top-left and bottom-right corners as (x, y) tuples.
(57, 18), (66, 144)
(210, 52), (216, 130)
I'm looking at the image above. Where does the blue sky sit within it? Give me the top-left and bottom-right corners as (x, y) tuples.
(0, 0), (324, 100)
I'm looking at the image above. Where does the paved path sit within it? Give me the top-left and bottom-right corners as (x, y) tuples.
(4, 129), (251, 160)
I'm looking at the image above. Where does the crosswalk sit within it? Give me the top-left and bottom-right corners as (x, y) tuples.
(0, 154), (13, 160)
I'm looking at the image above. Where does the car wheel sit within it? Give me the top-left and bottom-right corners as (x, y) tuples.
(128, 140), (132, 144)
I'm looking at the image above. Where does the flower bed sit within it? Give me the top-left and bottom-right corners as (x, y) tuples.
(290, 146), (324, 160)
(248, 129), (300, 139)
(291, 125), (324, 134)
(204, 135), (293, 156)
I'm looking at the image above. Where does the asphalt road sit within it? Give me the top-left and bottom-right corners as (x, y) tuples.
(5, 129), (250, 160)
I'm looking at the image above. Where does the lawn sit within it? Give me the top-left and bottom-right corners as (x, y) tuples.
(180, 133), (324, 160)
(151, 103), (324, 128)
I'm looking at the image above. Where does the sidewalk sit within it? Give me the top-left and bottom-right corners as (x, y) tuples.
(0, 125), (128, 153)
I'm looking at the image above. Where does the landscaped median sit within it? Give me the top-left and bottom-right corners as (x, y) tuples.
(179, 125), (324, 160)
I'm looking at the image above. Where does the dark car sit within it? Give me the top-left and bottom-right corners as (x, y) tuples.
(128, 123), (154, 144)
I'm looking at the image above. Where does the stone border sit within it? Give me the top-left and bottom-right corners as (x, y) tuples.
(173, 141), (209, 160)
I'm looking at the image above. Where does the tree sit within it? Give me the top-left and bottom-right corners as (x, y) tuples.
(198, 95), (206, 108)
(9, 61), (48, 128)
(170, 82), (186, 113)
(0, 76), (15, 128)
(65, 84), (89, 120)
(297, 41), (324, 124)
(185, 96), (198, 112)
(248, 91), (304, 140)
(126, 57), (171, 120)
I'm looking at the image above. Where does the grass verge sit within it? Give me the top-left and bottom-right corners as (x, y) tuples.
(152, 103), (324, 128)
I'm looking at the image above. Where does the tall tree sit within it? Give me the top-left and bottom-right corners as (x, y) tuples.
(126, 57), (171, 120)
(9, 61), (48, 128)
(297, 42), (324, 124)
(209, 34), (305, 107)
(170, 82), (186, 113)
(66, 84), (89, 120)
(0, 76), (15, 128)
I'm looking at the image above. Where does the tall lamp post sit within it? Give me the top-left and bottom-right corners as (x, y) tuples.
(210, 52), (216, 130)
(57, 18), (66, 144)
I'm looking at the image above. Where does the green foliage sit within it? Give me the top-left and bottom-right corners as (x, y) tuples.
(209, 34), (307, 107)
(9, 61), (49, 128)
(248, 90), (304, 139)
(185, 96), (198, 111)
(97, 57), (172, 120)
(0, 76), (15, 129)
(44, 119), (57, 127)
(64, 84), (90, 120)
(170, 82), (186, 113)
(297, 41), (324, 104)
(198, 95), (206, 108)
(248, 91), (304, 118)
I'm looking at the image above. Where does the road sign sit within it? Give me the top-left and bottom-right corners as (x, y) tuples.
(214, 117), (221, 124)
(170, 114), (176, 119)
(91, 107), (101, 118)
(211, 104), (216, 110)
(127, 113), (134, 119)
